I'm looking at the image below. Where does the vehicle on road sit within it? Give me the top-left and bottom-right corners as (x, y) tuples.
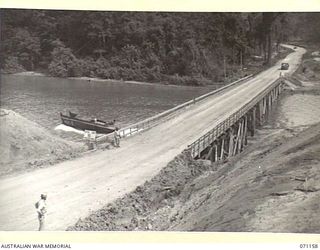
(281, 62), (289, 70)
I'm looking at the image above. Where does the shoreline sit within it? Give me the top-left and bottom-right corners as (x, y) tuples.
(5, 71), (219, 89)
(4, 46), (291, 89)
(10, 71), (46, 77)
(69, 71), (320, 231)
(5, 70), (256, 90)
(70, 82), (320, 231)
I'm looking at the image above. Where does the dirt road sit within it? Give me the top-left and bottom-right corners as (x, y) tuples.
(0, 45), (305, 230)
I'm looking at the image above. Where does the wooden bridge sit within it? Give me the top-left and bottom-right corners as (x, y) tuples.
(97, 74), (254, 140)
(96, 45), (305, 167)
(189, 77), (284, 161)
(97, 69), (293, 164)
(0, 45), (306, 231)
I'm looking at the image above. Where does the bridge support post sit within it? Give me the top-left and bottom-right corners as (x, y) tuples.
(269, 92), (272, 113)
(239, 119), (243, 152)
(266, 93), (271, 119)
(220, 136), (225, 161)
(263, 97), (267, 122)
(214, 143), (218, 162)
(260, 99), (263, 124)
(258, 100), (263, 126)
(205, 146), (213, 161)
(205, 139), (226, 163)
(228, 128), (234, 157)
(210, 144), (215, 162)
(243, 115), (248, 146)
(273, 89), (276, 102)
(240, 118), (246, 152)
(279, 82), (283, 94)
(250, 107), (256, 136)
(233, 119), (242, 155)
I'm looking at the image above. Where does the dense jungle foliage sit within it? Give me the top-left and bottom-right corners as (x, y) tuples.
(1, 10), (319, 85)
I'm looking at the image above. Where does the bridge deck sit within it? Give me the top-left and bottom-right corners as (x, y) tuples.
(0, 45), (305, 230)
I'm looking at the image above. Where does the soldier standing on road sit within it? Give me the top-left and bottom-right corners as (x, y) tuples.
(113, 127), (121, 147)
(35, 194), (47, 231)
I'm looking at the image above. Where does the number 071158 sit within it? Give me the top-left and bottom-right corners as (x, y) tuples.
(300, 244), (319, 248)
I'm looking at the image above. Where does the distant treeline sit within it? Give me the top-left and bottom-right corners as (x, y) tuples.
(1, 10), (319, 85)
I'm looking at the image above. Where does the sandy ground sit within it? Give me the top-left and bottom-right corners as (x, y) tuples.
(70, 123), (320, 233)
(0, 109), (84, 177)
(12, 72), (46, 76)
(0, 45), (305, 231)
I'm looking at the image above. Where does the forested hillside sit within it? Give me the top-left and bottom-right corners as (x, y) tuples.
(1, 10), (319, 85)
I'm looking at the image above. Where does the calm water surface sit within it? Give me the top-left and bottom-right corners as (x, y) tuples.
(1, 75), (213, 132)
(2, 75), (320, 141)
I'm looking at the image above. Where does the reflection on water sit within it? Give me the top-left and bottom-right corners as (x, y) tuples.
(276, 93), (320, 127)
(1, 75), (213, 135)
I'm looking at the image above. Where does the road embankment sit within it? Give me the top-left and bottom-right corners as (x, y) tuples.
(69, 54), (320, 232)
(69, 120), (320, 233)
(0, 109), (85, 177)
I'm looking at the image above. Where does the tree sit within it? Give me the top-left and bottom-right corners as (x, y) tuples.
(120, 44), (142, 70)
(258, 13), (283, 65)
(2, 56), (25, 73)
(48, 40), (78, 77)
(2, 10), (316, 84)
(2, 28), (40, 70)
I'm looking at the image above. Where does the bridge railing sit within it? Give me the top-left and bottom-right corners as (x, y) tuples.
(96, 74), (254, 143)
(188, 77), (284, 158)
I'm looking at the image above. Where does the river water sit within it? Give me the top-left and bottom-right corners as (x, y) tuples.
(0, 75), (213, 133)
(2, 75), (320, 139)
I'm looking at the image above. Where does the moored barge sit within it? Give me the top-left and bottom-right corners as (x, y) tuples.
(60, 112), (116, 134)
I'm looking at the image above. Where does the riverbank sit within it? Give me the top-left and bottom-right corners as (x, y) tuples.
(69, 121), (320, 232)
(11, 71), (46, 77)
(0, 44), (310, 230)
(7, 72), (213, 88)
(7, 71), (237, 88)
(174, 122), (320, 233)
(69, 53), (320, 232)
(0, 109), (85, 177)
(5, 45), (291, 87)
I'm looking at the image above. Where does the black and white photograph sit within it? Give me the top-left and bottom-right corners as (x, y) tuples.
(1, 6), (320, 234)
